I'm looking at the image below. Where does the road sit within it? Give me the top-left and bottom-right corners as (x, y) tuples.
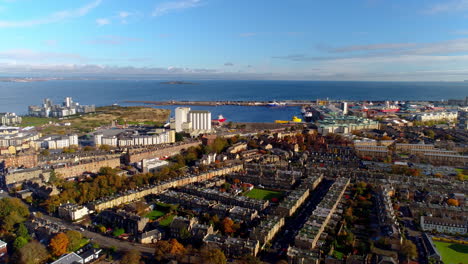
(36, 212), (156, 254)
(260, 179), (334, 263)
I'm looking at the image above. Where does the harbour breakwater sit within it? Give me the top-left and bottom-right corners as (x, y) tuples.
(125, 100), (313, 107)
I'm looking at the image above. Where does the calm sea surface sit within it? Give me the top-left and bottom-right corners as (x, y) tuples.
(1, 80), (467, 122)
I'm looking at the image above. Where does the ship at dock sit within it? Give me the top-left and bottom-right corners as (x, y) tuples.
(275, 116), (302, 124)
(301, 106), (314, 122)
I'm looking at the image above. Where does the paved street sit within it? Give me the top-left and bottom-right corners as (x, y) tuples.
(37, 213), (156, 254)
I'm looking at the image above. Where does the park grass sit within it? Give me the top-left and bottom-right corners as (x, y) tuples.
(433, 241), (468, 264)
(145, 209), (167, 220)
(245, 188), (283, 201)
(159, 214), (175, 227)
(19, 116), (58, 127)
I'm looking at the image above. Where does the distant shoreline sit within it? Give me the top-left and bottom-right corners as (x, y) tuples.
(160, 81), (198, 85)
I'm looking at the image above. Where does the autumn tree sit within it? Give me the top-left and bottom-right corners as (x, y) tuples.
(447, 199), (459, 207)
(400, 239), (417, 261)
(121, 249), (142, 264)
(201, 247), (226, 264)
(154, 239), (186, 261)
(49, 232), (69, 257)
(18, 240), (49, 264)
(222, 217), (235, 235)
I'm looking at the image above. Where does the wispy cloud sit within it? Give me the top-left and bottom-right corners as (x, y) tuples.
(425, 0), (468, 14)
(224, 62), (234, 66)
(87, 35), (143, 45)
(322, 43), (417, 53)
(0, 0), (101, 28)
(0, 49), (86, 62)
(96, 18), (110, 26)
(300, 38), (468, 60)
(119, 11), (131, 18)
(152, 0), (201, 17)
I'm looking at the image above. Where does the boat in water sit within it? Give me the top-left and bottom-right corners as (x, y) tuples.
(303, 111), (313, 122)
(213, 114), (226, 123)
(275, 116), (302, 123)
(267, 101), (286, 107)
(217, 115), (226, 122)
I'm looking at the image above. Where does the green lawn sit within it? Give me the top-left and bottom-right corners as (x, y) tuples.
(19, 116), (58, 127)
(333, 250), (344, 260)
(145, 209), (167, 220)
(159, 214), (175, 227)
(433, 241), (468, 264)
(245, 188), (283, 201)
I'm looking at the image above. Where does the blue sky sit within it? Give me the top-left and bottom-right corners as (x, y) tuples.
(1, 0), (468, 80)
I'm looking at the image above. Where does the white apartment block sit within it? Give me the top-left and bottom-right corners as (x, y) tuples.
(415, 111), (458, 122)
(94, 130), (175, 147)
(420, 216), (467, 234)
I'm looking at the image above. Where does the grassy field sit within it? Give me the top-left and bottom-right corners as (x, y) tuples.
(145, 209), (167, 220)
(158, 214), (175, 227)
(433, 241), (468, 264)
(245, 188), (283, 201)
(19, 106), (170, 135)
(20, 116), (58, 127)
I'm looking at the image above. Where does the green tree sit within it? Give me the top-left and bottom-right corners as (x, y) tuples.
(13, 237), (28, 251)
(16, 223), (30, 240)
(112, 228), (125, 237)
(175, 132), (184, 142)
(65, 230), (83, 252)
(179, 227), (192, 240)
(0, 198), (30, 231)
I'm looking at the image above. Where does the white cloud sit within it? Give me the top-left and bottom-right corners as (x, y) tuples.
(0, 0), (101, 28)
(96, 18), (110, 26)
(425, 0), (468, 14)
(119, 11), (130, 18)
(152, 0), (201, 17)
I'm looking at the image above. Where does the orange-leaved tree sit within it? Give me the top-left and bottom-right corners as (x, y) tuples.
(49, 232), (69, 257)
